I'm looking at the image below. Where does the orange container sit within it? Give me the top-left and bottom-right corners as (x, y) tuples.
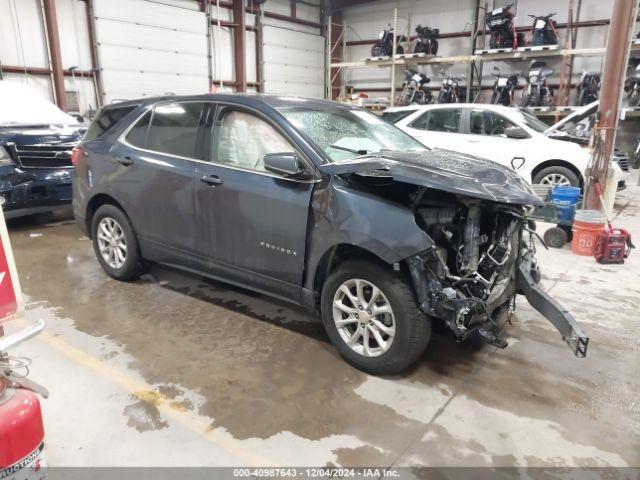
(572, 210), (606, 256)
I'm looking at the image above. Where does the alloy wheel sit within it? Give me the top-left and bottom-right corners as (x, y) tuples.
(96, 217), (127, 269)
(332, 278), (396, 357)
(539, 173), (571, 187)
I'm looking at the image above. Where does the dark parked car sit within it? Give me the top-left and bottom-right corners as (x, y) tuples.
(0, 81), (86, 219)
(73, 94), (588, 374)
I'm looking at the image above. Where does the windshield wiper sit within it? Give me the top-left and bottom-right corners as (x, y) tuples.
(328, 144), (371, 155)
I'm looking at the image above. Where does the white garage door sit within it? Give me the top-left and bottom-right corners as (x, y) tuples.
(93, 0), (208, 103)
(262, 25), (324, 98)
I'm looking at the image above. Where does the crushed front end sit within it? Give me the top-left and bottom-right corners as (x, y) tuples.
(406, 191), (589, 357)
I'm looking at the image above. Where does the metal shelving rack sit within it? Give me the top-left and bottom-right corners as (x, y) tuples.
(327, 4), (640, 113)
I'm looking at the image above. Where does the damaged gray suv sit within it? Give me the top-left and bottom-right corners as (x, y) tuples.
(73, 95), (588, 374)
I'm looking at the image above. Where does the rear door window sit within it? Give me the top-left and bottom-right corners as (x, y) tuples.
(469, 110), (517, 136)
(411, 109), (461, 133)
(145, 102), (207, 159)
(84, 105), (138, 141)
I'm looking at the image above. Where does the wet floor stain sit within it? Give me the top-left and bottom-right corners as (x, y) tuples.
(7, 214), (640, 466)
(123, 391), (169, 432)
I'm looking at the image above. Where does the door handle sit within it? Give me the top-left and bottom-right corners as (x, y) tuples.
(200, 175), (223, 187)
(116, 156), (133, 166)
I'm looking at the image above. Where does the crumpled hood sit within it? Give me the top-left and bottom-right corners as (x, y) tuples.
(318, 149), (544, 207)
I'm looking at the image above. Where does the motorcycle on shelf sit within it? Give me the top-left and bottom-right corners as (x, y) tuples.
(490, 66), (519, 106)
(624, 62), (640, 107)
(485, 3), (524, 49)
(520, 61), (554, 107)
(437, 70), (466, 103)
(413, 25), (439, 55)
(528, 13), (558, 46)
(397, 69), (433, 106)
(576, 71), (601, 106)
(371, 26), (406, 57)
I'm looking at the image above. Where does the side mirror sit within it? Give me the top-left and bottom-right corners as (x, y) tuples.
(263, 152), (308, 178)
(505, 127), (529, 139)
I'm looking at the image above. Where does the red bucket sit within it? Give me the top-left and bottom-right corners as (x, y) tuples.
(572, 210), (606, 256)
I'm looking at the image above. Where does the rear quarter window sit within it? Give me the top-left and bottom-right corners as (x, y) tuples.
(84, 105), (139, 141)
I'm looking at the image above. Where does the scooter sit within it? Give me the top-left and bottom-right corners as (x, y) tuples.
(371, 26), (405, 57)
(528, 13), (558, 46)
(397, 69), (433, 106)
(490, 66), (518, 106)
(485, 3), (524, 49)
(437, 70), (466, 103)
(624, 63), (640, 107)
(520, 61), (554, 107)
(0, 320), (48, 477)
(576, 71), (601, 106)
(413, 25), (439, 55)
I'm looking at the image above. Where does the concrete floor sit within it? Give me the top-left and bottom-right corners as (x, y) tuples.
(5, 172), (640, 468)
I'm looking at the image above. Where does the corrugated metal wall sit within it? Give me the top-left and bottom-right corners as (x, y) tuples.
(0, 0), (322, 111)
(93, 0), (209, 102)
(0, 0), (95, 113)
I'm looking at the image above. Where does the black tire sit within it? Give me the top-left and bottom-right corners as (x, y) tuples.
(371, 45), (384, 57)
(560, 225), (573, 242)
(543, 227), (567, 248)
(413, 42), (427, 54)
(91, 204), (145, 281)
(490, 90), (499, 104)
(396, 45), (404, 55)
(520, 91), (531, 107)
(532, 165), (580, 187)
(489, 32), (499, 49)
(320, 259), (431, 375)
(437, 90), (447, 103)
(431, 39), (438, 55)
(629, 91), (640, 107)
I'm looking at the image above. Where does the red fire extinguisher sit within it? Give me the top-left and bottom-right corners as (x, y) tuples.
(0, 197), (48, 479)
(0, 321), (49, 480)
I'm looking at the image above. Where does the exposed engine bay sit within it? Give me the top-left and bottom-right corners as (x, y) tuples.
(408, 195), (526, 347)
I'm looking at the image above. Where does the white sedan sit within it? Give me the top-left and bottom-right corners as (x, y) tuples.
(383, 103), (595, 187)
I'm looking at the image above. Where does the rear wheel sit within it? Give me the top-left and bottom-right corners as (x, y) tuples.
(321, 259), (431, 375)
(91, 204), (145, 280)
(371, 44), (384, 57)
(489, 32), (499, 49)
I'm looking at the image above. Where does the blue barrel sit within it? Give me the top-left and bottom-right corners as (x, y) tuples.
(551, 186), (581, 222)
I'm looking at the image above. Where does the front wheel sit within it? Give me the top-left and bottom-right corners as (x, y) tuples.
(91, 204), (145, 280)
(321, 259), (431, 375)
(533, 166), (580, 187)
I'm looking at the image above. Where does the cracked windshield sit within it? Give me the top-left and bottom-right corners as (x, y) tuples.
(278, 106), (427, 161)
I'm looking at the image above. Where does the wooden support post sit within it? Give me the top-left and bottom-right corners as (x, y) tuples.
(584, 0), (638, 210)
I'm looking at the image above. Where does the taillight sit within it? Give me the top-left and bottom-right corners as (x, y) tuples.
(71, 146), (85, 167)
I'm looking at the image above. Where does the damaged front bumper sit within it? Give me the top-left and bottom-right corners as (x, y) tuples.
(517, 255), (589, 357)
(408, 251), (589, 358)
